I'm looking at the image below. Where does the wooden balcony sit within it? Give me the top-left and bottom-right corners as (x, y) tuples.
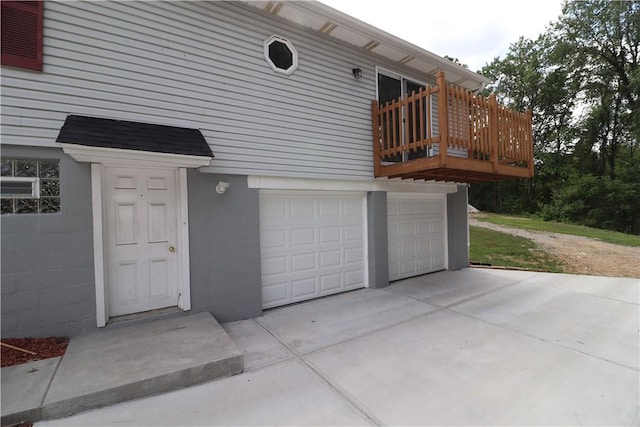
(372, 71), (534, 183)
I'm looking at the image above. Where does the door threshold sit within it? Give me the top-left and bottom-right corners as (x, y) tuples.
(108, 307), (181, 326)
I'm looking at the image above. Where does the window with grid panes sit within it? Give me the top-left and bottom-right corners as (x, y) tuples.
(1, 159), (60, 214)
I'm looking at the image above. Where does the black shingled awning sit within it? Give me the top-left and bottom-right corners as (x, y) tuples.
(56, 115), (214, 158)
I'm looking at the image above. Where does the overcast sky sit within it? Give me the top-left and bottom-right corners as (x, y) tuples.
(319, 0), (565, 72)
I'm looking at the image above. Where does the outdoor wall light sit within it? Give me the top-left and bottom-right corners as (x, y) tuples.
(352, 67), (363, 79)
(216, 181), (231, 194)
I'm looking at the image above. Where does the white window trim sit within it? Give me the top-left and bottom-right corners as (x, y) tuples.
(0, 176), (40, 198)
(264, 35), (298, 75)
(375, 66), (432, 101)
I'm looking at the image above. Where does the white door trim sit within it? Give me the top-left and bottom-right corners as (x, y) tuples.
(92, 164), (108, 327)
(91, 164), (191, 327)
(177, 168), (191, 310)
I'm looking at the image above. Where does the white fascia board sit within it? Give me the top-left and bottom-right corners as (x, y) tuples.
(246, 176), (458, 194)
(61, 144), (213, 168)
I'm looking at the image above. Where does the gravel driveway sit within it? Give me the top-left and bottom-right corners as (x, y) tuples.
(469, 216), (640, 278)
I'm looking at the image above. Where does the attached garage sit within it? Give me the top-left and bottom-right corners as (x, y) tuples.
(387, 194), (447, 281)
(259, 191), (367, 309)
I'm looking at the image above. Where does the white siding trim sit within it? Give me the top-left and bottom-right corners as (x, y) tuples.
(62, 144), (212, 168)
(91, 163), (108, 327)
(361, 192), (370, 288)
(247, 176), (457, 194)
(177, 167), (191, 311)
(444, 194), (450, 270)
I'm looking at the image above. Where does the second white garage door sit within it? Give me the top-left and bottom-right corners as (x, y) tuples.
(387, 194), (447, 281)
(260, 191), (367, 309)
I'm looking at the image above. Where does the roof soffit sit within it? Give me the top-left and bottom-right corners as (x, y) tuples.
(240, 0), (490, 91)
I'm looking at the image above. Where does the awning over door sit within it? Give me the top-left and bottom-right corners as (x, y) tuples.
(56, 115), (214, 158)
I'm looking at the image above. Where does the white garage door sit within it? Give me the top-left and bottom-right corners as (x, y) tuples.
(260, 191), (367, 309)
(387, 194), (446, 281)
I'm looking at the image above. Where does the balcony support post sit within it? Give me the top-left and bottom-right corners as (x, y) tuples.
(489, 93), (499, 173)
(436, 71), (448, 167)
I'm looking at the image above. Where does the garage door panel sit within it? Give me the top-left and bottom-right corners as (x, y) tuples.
(416, 200), (431, 212)
(292, 278), (316, 298)
(389, 264), (399, 279)
(432, 202), (445, 215)
(319, 199), (341, 217)
(345, 247), (364, 264)
(400, 261), (417, 276)
(387, 223), (399, 238)
(263, 282), (288, 307)
(261, 255), (288, 276)
(291, 228), (315, 247)
(320, 249), (341, 267)
(291, 200), (315, 218)
(291, 252), (316, 273)
(344, 198), (363, 216)
(320, 274), (341, 292)
(260, 191), (367, 309)
(261, 199), (286, 220)
(399, 222), (415, 236)
(345, 269), (364, 287)
(416, 221), (430, 234)
(399, 200), (414, 214)
(399, 239), (416, 256)
(388, 194), (446, 281)
(319, 226), (340, 243)
(418, 258), (431, 271)
(261, 229), (287, 249)
(344, 224), (364, 241)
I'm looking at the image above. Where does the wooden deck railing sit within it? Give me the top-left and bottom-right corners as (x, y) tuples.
(371, 71), (534, 182)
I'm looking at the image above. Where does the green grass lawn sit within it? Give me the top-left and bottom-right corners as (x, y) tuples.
(474, 213), (640, 247)
(469, 225), (564, 272)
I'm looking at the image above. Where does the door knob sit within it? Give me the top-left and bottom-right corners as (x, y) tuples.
(168, 246), (175, 253)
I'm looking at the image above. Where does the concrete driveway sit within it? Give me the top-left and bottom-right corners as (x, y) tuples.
(39, 269), (639, 426)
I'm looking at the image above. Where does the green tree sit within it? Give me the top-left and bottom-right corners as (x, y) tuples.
(469, 0), (640, 234)
(558, 0), (640, 179)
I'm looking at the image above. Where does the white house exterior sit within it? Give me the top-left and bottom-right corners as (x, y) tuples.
(1, 0), (488, 337)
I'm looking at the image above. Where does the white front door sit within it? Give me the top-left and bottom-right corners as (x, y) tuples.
(104, 166), (180, 317)
(387, 194), (447, 281)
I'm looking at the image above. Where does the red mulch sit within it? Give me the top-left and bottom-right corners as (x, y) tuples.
(1, 337), (69, 368)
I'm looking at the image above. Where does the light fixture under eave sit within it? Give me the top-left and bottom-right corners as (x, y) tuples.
(352, 67), (363, 79)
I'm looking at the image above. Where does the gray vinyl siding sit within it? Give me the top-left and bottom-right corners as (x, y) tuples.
(1, 1), (442, 181)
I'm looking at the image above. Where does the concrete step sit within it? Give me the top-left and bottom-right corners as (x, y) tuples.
(1, 312), (243, 426)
